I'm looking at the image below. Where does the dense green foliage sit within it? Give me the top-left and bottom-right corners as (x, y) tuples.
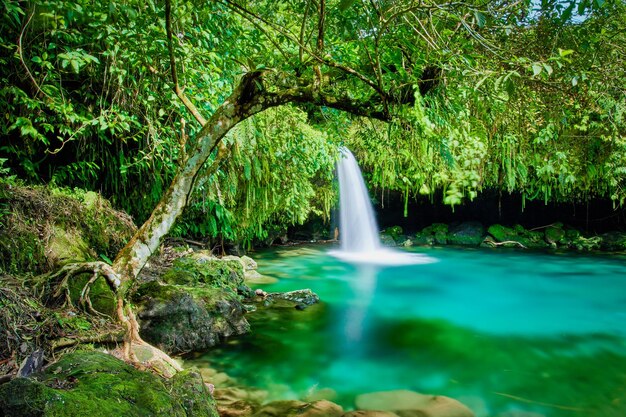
(1, 0), (625, 245)
(343, 0), (626, 209)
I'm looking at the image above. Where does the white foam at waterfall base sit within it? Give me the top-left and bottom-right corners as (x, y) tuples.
(332, 148), (436, 266)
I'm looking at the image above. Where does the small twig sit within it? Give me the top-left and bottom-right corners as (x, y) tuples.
(18, 7), (52, 100)
(165, 0), (207, 126)
(529, 223), (556, 231)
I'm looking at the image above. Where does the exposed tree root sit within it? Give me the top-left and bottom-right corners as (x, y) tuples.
(115, 297), (183, 377)
(50, 331), (125, 350)
(47, 261), (120, 317)
(44, 262), (182, 377)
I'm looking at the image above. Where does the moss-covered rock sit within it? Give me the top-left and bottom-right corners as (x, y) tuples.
(544, 223), (566, 244)
(571, 235), (602, 251)
(0, 351), (218, 417)
(382, 226), (404, 241)
(163, 251), (244, 287)
(412, 232), (435, 246)
(487, 224), (548, 249)
(0, 185), (136, 275)
(421, 223), (449, 245)
(132, 281), (250, 354)
(447, 222), (485, 246)
(486, 224), (517, 242)
(599, 231), (626, 251)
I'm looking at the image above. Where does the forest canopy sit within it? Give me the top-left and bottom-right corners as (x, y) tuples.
(1, 0), (625, 245)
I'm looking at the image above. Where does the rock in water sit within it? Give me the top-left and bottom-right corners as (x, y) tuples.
(263, 289), (320, 309)
(355, 390), (474, 417)
(251, 399), (343, 417)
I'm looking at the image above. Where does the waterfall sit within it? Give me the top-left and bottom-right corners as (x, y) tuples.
(331, 147), (436, 266)
(336, 148), (381, 253)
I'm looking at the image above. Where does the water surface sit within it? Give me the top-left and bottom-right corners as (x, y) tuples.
(190, 245), (626, 416)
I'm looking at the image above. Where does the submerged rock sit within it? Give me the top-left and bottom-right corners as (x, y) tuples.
(355, 390), (474, 417)
(251, 399), (343, 417)
(0, 351), (219, 417)
(263, 289), (320, 309)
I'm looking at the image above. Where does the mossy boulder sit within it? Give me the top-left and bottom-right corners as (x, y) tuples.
(447, 222), (485, 246)
(420, 223), (449, 245)
(486, 224), (517, 242)
(0, 351), (218, 417)
(163, 251), (244, 287)
(412, 232), (435, 246)
(599, 231), (626, 251)
(544, 223), (566, 245)
(132, 281), (250, 354)
(382, 226), (404, 241)
(571, 235), (601, 251)
(0, 185), (136, 275)
(487, 224), (548, 249)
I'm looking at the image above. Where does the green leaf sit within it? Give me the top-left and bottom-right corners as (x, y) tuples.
(542, 63), (553, 76)
(474, 11), (486, 28)
(99, 254), (113, 265)
(558, 48), (574, 57)
(338, 0), (358, 12)
(532, 63), (542, 76)
(71, 60), (80, 73)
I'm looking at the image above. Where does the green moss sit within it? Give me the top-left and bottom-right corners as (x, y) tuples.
(545, 223), (566, 243)
(48, 226), (95, 265)
(162, 255), (244, 288)
(0, 351), (219, 417)
(420, 223), (449, 245)
(0, 185), (135, 275)
(382, 225), (404, 240)
(67, 273), (117, 317)
(487, 224), (516, 242)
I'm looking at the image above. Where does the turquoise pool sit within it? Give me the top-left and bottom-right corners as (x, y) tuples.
(190, 245), (626, 416)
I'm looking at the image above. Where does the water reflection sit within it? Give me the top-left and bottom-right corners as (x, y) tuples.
(342, 265), (378, 343)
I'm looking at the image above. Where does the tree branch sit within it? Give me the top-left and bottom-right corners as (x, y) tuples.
(165, 0), (207, 126)
(219, 0), (386, 98)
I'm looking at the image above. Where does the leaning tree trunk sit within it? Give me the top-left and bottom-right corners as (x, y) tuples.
(112, 77), (262, 293)
(100, 72), (387, 372)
